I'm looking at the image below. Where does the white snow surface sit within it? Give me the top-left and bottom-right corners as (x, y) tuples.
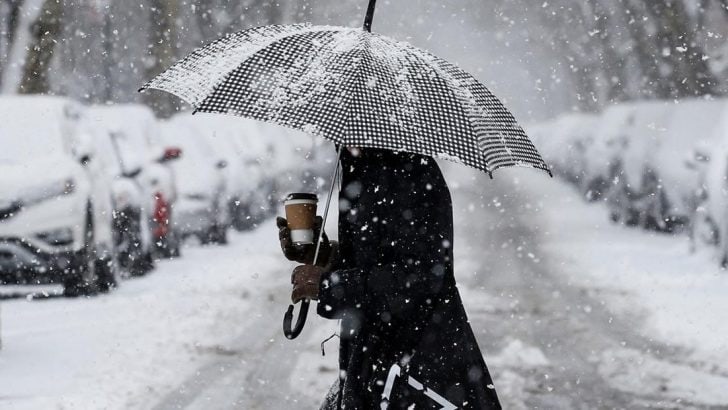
(0, 228), (284, 409)
(515, 171), (728, 375)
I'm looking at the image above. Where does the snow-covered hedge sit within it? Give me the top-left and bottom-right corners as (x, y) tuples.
(528, 98), (728, 265)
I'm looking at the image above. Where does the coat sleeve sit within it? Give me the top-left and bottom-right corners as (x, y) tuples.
(317, 196), (452, 323)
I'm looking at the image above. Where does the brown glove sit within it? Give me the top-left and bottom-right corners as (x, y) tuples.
(291, 264), (325, 303)
(276, 216), (334, 267)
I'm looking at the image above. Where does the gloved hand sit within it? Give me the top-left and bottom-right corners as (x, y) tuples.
(277, 216), (335, 267)
(291, 264), (325, 303)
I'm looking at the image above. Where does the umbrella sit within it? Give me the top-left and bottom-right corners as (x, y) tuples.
(140, 0), (551, 339)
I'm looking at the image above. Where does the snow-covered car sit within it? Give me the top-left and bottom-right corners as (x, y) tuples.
(528, 113), (598, 193)
(576, 104), (635, 203)
(0, 96), (118, 295)
(161, 117), (230, 244)
(607, 102), (676, 231)
(651, 99), (728, 234)
(244, 121), (330, 219)
(95, 128), (156, 276)
(178, 114), (253, 232)
(85, 105), (182, 259)
(697, 102), (728, 264)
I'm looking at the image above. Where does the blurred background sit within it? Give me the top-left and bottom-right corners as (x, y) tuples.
(4, 0), (727, 118)
(2, 1), (728, 409)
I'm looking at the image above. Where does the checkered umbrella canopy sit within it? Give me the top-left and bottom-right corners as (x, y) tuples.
(141, 23), (550, 178)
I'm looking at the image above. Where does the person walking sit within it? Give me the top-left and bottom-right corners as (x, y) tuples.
(278, 147), (502, 409)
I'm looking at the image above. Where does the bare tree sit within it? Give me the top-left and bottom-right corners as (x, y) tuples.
(143, 0), (181, 117)
(17, 0), (62, 94)
(644, 0), (717, 97)
(0, 0), (23, 90)
(0, 0), (25, 89)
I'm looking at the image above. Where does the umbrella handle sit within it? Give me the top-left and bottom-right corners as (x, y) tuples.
(283, 146), (342, 341)
(283, 300), (310, 339)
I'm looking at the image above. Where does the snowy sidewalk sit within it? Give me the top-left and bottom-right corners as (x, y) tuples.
(0, 227), (289, 409)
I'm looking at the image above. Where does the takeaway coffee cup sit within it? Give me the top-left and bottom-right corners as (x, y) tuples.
(284, 193), (318, 245)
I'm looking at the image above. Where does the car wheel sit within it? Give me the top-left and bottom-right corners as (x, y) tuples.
(155, 232), (181, 259)
(216, 224), (228, 245)
(63, 207), (99, 297)
(123, 212), (153, 277)
(205, 224), (227, 245)
(96, 254), (121, 293)
(168, 233), (181, 258)
(130, 251), (154, 277)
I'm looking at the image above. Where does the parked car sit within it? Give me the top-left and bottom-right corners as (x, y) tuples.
(85, 105), (182, 260)
(161, 117), (230, 244)
(0, 96), (118, 295)
(653, 100), (728, 234)
(182, 114), (252, 233)
(236, 120), (330, 223)
(529, 113), (598, 194)
(696, 102), (728, 265)
(102, 129), (157, 275)
(147, 146), (183, 257)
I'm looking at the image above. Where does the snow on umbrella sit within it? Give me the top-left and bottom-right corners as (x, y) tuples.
(140, 0), (551, 339)
(139, 29), (550, 180)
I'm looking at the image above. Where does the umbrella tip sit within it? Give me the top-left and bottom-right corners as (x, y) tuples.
(363, 0), (377, 32)
(488, 171), (494, 180)
(137, 87), (145, 93)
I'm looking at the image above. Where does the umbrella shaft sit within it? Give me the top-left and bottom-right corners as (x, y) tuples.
(313, 145), (343, 265)
(363, 0), (377, 32)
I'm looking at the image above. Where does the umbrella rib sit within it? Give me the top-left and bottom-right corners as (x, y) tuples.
(340, 37), (372, 144)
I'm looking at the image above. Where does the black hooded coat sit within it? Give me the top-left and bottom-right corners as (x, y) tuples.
(317, 148), (501, 410)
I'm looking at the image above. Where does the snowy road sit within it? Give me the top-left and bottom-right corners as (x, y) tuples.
(2, 168), (728, 409)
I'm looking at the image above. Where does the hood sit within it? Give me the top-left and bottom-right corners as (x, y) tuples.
(0, 156), (80, 199)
